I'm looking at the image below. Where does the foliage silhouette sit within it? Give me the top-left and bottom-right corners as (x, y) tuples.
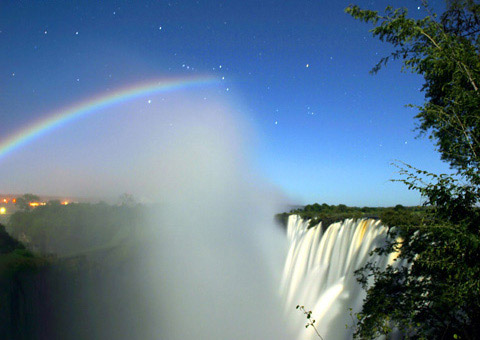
(347, 1), (480, 338)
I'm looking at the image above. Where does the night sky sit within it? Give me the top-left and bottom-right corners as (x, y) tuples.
(0, 0), (451, 206)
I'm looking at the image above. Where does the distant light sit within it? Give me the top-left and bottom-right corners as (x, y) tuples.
(27, 202), (46, 207)
(12, 198), (16, 203)
(0, 207), (6, 214)
(62, 201), (69, 205)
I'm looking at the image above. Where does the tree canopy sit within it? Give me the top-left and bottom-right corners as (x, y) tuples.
(15, 194), (40, 211)
(346, 1), (480, 339)
(8, 202), (146, 256)
(348, 0), (480, 171)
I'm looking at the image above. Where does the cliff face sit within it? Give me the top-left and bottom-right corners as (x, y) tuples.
(0, 223), (50, 339)
(0, 229), (151, 340)
(0, 203), (156, 340)
(35, 246), (152, 340)
(0, 269), (52, 339)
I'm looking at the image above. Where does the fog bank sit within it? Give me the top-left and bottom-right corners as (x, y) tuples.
(2, 90), (292, 339)
(139, 97), (292, 339)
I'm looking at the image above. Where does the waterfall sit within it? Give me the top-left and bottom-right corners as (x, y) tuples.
(281, 215), (400, 340)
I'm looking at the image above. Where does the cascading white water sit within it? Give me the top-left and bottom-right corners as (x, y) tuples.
(281, 215), (400, 340)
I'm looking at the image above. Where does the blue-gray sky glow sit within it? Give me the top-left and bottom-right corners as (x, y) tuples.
(0, 0), (451, 206)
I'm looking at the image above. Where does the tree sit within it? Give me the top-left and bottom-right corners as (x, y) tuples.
(117, 193), (136, 207)
(47, 200), (61, 206)
(15, 194), (40, 211)
(346, 1), (480, 339)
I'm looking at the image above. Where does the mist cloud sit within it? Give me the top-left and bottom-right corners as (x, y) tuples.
(1, 89), (292, 339)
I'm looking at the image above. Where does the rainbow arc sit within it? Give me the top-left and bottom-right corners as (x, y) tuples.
(0, 76), (217, 160)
